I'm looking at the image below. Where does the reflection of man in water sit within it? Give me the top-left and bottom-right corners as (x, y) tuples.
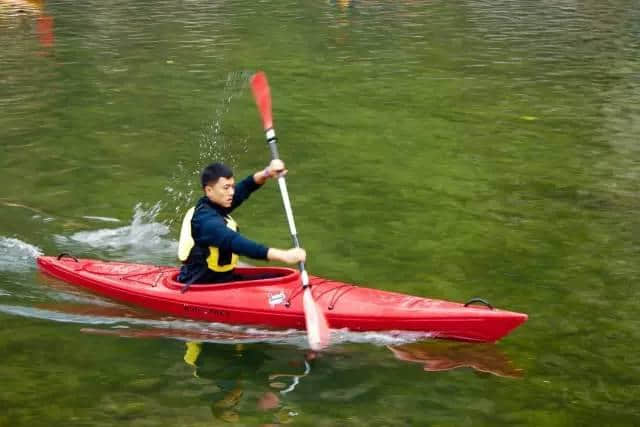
(183, 342), (308, 424)
(184, 341), (270, 422)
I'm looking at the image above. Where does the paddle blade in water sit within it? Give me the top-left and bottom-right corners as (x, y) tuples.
(303, 287), (330, 351)
(250, 71), (273, 130)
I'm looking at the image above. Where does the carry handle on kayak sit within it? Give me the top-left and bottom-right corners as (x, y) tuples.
(57, 253), (78, 262)
(464, 298), (494, 310)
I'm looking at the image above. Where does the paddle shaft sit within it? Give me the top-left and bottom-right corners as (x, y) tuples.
(265, 128), (310, 287)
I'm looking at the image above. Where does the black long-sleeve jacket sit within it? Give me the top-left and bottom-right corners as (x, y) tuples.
(178, 175), (269, 284)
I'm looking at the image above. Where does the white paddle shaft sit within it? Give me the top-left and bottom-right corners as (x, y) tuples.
(268, 140), (310, 287)
(277, 177), (298, 236)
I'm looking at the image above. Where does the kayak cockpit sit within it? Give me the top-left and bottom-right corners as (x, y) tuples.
(163, 267), (300, 291)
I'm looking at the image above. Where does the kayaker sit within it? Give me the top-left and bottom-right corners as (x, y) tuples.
(177, 161), (306, 284)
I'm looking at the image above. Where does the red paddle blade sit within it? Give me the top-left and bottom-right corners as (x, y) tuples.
(303, 288), (330, 351)
(250, 71), (273, 130)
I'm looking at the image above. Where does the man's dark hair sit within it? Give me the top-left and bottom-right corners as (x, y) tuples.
(201, 163), (234, 188)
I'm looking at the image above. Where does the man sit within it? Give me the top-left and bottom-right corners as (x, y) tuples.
(177, 160), (306, 284)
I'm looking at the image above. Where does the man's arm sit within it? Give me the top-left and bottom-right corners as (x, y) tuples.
(196, 218), (305, 264)
(230, 159), (287, 211)
(196, 218), (268, 260)
(230, 175), (262, 212)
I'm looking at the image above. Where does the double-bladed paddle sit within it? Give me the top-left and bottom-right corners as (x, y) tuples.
(250, 71), (330, 351)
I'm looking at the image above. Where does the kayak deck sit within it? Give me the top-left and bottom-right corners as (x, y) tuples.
(37, 256), (527, 342)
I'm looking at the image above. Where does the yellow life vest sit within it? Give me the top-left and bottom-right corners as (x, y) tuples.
(177, 207), (239, 272)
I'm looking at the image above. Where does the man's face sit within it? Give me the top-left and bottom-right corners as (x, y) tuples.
(205, 177), (235, 208)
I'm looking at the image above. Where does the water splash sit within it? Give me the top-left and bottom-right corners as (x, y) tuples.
(166, 71), (253, 226)
(54, 203), (177, 262)
(197, 71), (253, 170)
(0, 237), (42, 272)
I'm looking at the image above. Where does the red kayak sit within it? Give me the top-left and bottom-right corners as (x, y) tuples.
(36, 255), (527, 342)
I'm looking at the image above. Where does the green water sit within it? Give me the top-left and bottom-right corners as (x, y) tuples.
(1, 0), (639, 425)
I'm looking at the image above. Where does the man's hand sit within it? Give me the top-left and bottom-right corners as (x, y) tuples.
(267, 247), (306, 264)
(265, 159), (287, 178)
(254, 159), (288, 185)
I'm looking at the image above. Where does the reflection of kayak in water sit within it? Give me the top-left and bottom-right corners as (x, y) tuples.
(80, 325), (277, 342)
(388, 341), (524, 378)
(38, 256), (527, 342)
(33, 302), (282, 342)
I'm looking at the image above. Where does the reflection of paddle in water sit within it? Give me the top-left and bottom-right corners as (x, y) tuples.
(388, 341), (524, 378)
(268, 355), (313, 395)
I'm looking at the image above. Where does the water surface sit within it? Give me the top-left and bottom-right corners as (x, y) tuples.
(1, 0), (639, 425)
